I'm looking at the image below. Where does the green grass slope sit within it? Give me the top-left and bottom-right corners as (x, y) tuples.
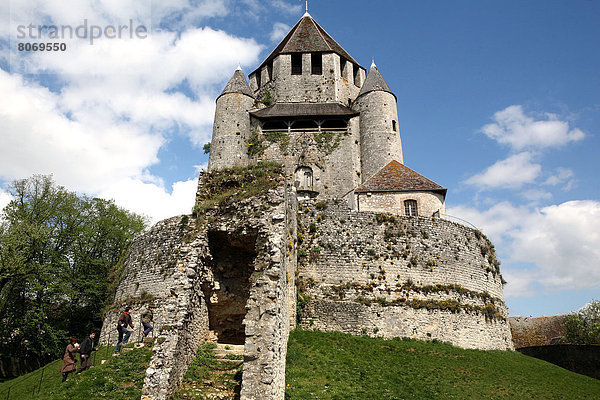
(3, 332), (599, 400)
(0, 345), (151, 400)
(285, 330), (600, 400)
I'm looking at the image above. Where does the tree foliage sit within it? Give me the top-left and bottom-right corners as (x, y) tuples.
(0, 175), (147, 361)
(563, 300), (600, 344)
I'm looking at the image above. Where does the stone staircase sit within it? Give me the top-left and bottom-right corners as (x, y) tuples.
(212, 343), (244, 366)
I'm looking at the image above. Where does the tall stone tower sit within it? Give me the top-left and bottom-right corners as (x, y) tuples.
(208, 66), (255, 171)
(354, 61), (404, 181)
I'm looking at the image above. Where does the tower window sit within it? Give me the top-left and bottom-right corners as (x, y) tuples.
(256, 71), (261, 88)
(353, 64), (360, 86)
(340, 58), (347, 77)
(267, 60), (273, 81)
(404, 200), (418, 217)
(311, 53), (322, 75)
(291, 53), (302, 75)
(295, 166), (313, 189)
(392, 120), (397, 131)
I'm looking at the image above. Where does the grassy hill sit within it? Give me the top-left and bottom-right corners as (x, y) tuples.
(0, 344), (151, 400)
(2, 331), (599, 399)
(285, 330), (600, 399)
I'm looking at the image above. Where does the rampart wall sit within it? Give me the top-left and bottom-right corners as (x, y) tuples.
(296, 201), (513, 350)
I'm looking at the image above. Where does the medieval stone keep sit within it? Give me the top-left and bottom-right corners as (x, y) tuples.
(101, 12), (513, 400)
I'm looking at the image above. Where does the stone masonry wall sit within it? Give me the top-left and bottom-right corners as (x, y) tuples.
(101, 179), (296, 400)
(296, 200), (513, 350)
(357, 191), (446, 218)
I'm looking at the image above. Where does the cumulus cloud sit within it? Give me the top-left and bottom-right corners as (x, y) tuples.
(464, 152), (541, 189)
(0, 189), (13, 214)
(449, 201), (600, 299)
(481, 105), (585, 150)
(0, 0), (263, 224)
(270, 22), (290, 42)
(544, 167), (575, 188)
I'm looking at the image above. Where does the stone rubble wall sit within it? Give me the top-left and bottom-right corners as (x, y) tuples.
(101, 183), (296, 400)
(296, 201), (513, 350)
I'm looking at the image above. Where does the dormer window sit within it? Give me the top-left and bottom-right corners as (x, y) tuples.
(311, 53), (322, 75)
(291, 53), (302, 75)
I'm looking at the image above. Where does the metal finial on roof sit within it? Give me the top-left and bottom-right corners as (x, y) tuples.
(303, 0), (310, 17)
(371, 58), (376, 69)
(236, 63), (242, 71)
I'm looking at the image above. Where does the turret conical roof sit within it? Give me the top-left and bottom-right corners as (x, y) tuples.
(219, 67), (254, 99)
(357, 61), (395, 100)
(251, 13), (360, 75)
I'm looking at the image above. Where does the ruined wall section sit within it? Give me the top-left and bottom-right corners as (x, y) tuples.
(296, 201), (513, 350)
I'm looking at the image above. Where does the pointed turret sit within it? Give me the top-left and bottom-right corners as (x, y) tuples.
(208, 68), (254, 171)
(354, 62), (403, 181)
(357, 61), (395, 99)
(219, 66), (254, 99)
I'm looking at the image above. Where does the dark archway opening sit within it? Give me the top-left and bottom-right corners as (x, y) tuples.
(204, 230), (257, 344)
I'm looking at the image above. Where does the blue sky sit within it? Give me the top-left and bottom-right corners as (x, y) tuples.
(1, 0), (599, 317)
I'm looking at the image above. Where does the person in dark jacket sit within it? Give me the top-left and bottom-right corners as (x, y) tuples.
(60, 337), (79, 382)
(141, 305), (154, 337)
(77, 332), (97, 373)
(115, 307), (134, 353)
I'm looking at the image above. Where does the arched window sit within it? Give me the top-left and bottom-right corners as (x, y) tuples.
(404, 200), (418, 216)
(295, 166), (313, 189)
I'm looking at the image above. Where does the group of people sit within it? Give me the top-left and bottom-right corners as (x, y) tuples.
(115, 305), (155, 354)
(59, 304), (155, 382)
(59, 332), (97, 382)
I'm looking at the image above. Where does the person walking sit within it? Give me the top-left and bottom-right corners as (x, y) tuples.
(77, 332), (97, 373)
(60, 337), (79, 382)
(115, 307), (134, 354)
(141, 305), (155, 338)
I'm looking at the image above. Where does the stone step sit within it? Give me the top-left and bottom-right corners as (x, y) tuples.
(212, 349), (244, 356)
(213, 357), (243, 366)
(215, 343), (244, 351)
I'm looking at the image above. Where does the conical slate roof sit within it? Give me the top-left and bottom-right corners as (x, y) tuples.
(219, 67), (254, 99)
(357, 61), (395, 99)
(355, 160), (446, 194)
(251, 13), (360, 75)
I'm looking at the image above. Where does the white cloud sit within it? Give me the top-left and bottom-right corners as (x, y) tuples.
(270, 22), (290, 42)
(464, 152), (541, 189)
(481, 105), (585, 150)
(0, 1), (263, 224)
(449, 200), (600, 299)
(269, 0), (302, 15)
(99, 178), (197, 224)
(0, 189), (13, 214)
(544, 167), (574, 187)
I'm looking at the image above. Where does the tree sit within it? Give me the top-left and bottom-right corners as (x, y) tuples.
(0, 175), (147, 364)
(203, 142), (211, 154)
(563, 300), (600, 344)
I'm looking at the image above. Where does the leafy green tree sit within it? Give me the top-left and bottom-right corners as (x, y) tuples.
(0, 175), (147, 364)
(563, 300), (600, 344)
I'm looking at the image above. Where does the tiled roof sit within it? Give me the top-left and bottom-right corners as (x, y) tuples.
(219, 67), (254, 99)
(355, 160), (446, 194)
(357, 62), (394, 99)
(251, 13), (361, 76)
(250, 103), (358, 119)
